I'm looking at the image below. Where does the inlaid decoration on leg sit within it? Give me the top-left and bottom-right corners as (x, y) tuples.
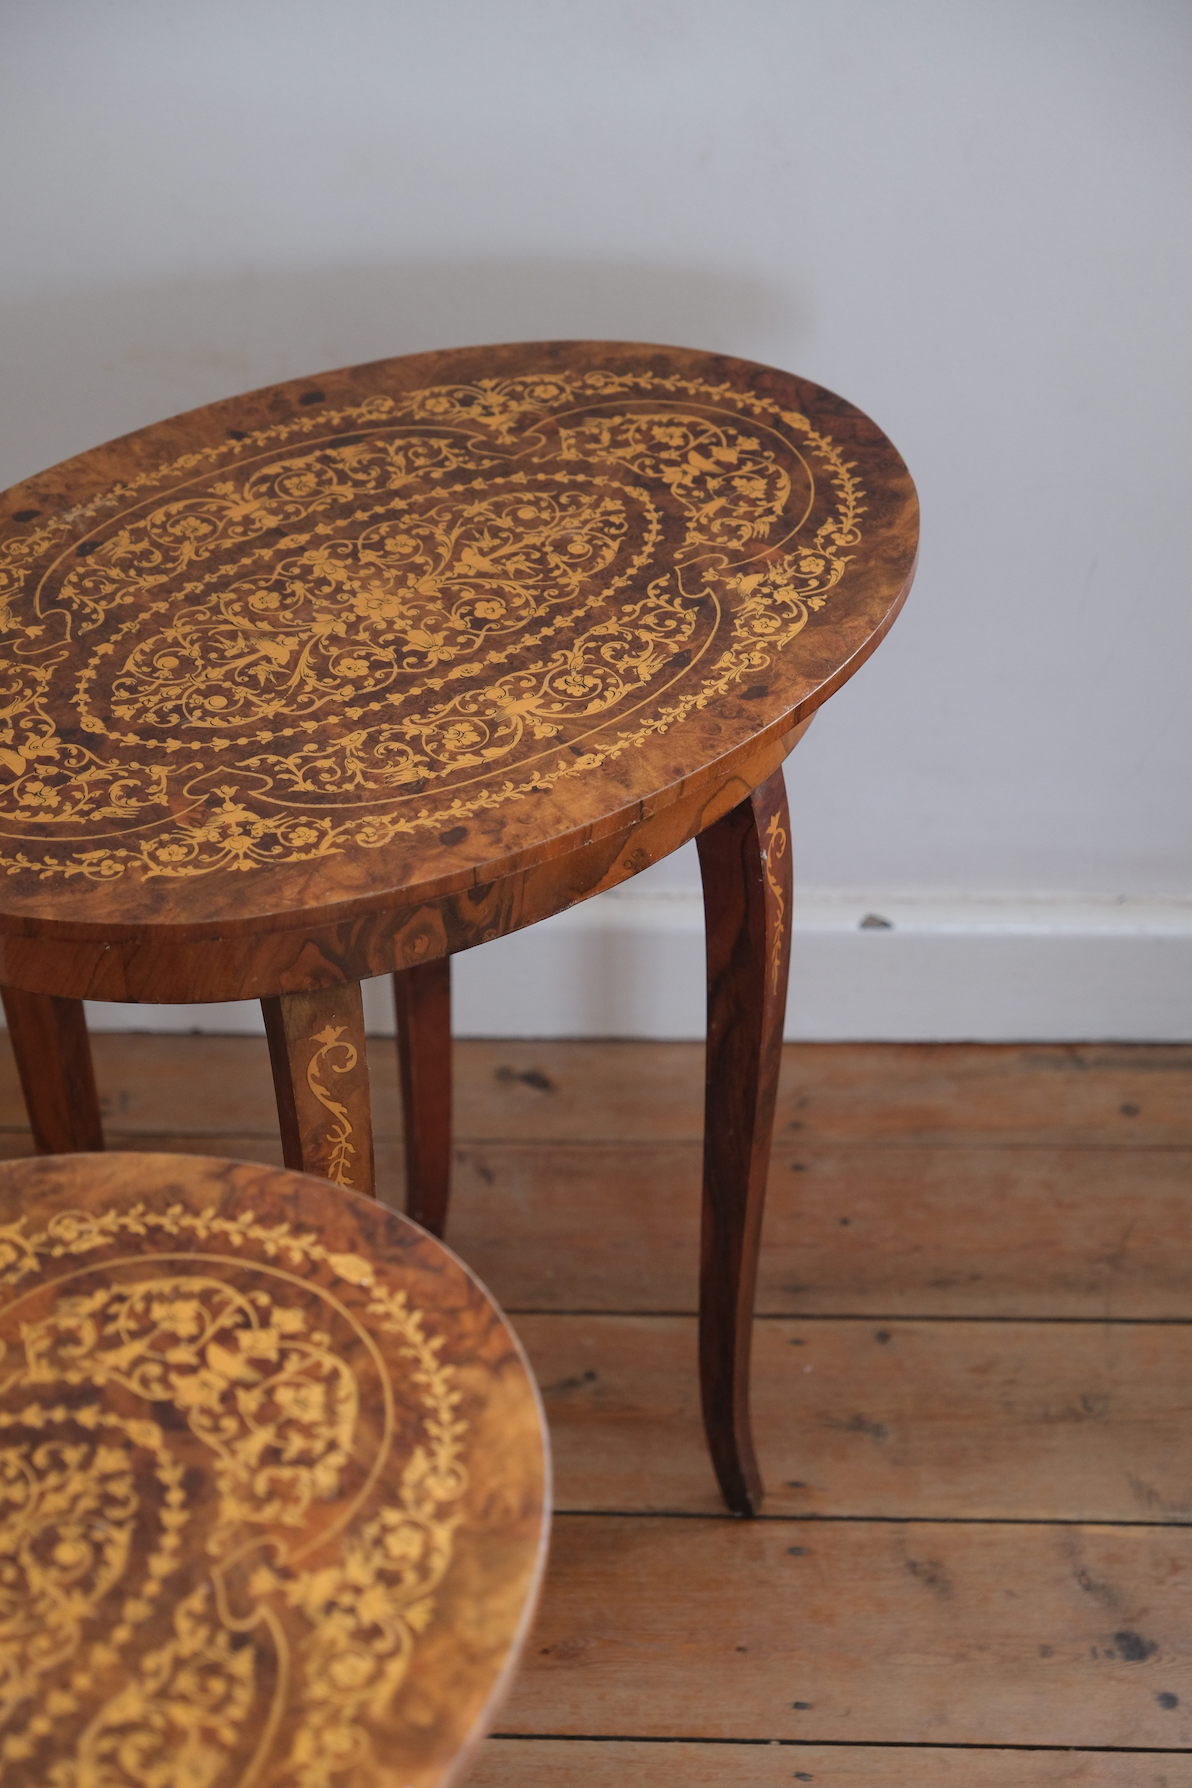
(262, 982), (376, 1195)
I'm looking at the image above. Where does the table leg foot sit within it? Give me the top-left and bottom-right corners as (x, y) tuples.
(696, 766), (793, 1516)
(393, 957), (452, 1237)
(1, 986), (104, 1154)
(262, 983), (376, 1197)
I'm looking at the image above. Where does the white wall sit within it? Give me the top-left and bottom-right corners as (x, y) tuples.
(2, 0), (1190, 1037)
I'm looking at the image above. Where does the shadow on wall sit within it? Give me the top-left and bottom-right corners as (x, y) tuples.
(0, 257), (804, 485)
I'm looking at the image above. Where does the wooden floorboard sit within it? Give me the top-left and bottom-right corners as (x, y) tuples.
(448, 1142), (1192, 1320)
(449, 1038), (1192, 1149)
(522, 1315), (1192, 1520)
(470, 1739), (1192, 1787)
(3, 1035), (1190, 1149)
(1, 1029), (1190, 1776)
(503, 1517), (1192, 1747)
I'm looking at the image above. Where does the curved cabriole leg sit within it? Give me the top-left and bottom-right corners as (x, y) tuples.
(262, 983), (375, 1197)
(393, 957), (452, 1237)
(695, 765), (793, 1517)
(1, 986), (104, 1154)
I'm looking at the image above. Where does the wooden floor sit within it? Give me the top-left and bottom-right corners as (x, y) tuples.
(2, 1032), (1192, 1784)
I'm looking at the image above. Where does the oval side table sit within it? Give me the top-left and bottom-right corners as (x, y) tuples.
(0, 341), (919, 1515)
(0, 1149), (549, 1787)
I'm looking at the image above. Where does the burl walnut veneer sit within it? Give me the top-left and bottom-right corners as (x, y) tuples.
(0, 1150), (549, 1786)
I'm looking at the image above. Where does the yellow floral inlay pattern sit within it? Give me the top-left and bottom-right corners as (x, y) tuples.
(0, 1202), (468, 1786)
(0, 369), (863, 883)
(305, 1025), (360, 1188)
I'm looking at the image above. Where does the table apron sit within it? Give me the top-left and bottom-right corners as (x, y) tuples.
(0, 725), (809, 1005)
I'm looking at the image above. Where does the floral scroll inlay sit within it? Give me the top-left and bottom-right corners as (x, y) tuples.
(762, 809), (789, 996)
(305, 1025), (360, 1189)
(0, 367), (864, 884)
(0, 1202), (470, 1786)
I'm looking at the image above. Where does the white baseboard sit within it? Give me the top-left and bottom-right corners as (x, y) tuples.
(5, 891), (1181, 1042)
(449, 891), (1192, 1042)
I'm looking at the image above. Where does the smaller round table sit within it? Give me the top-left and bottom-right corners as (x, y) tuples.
(0, 1151), (549, 1788)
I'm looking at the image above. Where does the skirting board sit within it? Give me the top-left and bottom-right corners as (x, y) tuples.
(2, 892), (1183, 1043)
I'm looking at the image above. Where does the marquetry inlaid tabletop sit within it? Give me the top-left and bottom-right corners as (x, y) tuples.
(0, 1152), (549, 1788)
(0, 341), (917, 936)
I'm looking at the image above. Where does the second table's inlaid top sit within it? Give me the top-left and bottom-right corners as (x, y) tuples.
(0, 1152), (548, 1788)
(0, 342), (918, 931)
